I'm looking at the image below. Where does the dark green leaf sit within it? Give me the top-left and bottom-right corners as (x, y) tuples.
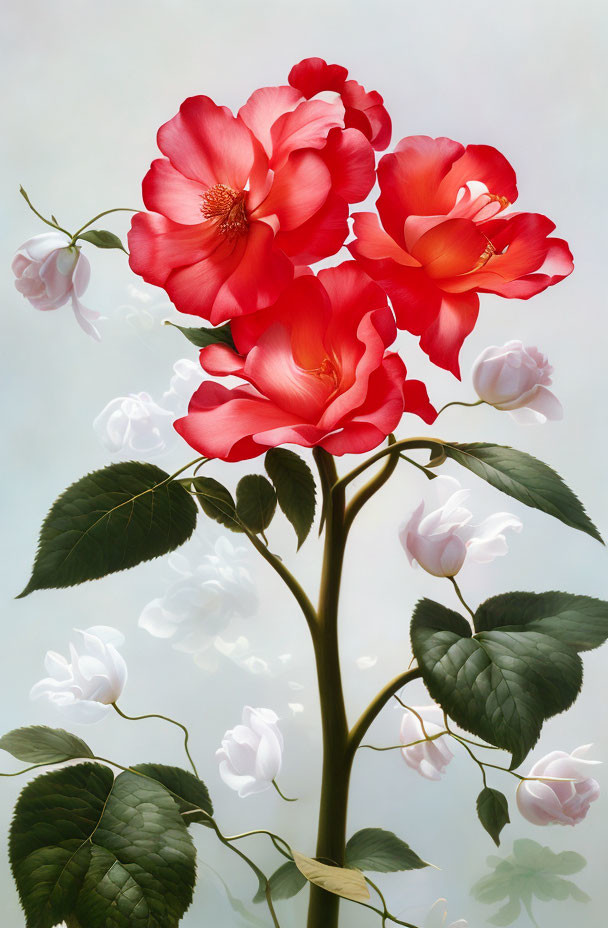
(255, 860), (307, 902)
(10, 763), (195, 928)
(236, 475), (277, 534)
(190, 476), (243, 532)
(345, 828), (428, 872)
(19, 462), (198, 596)
(475, 591), (608, 653)
(477, 788), (510, 846)
(164, 319), (236, 350)
(411, 598), (583, 767)
(265, 449), (316, 548)
(442, 443), (602, 542)
(131, 763), (213, 825)
(77, 229), (127, 252)
(0, 726), (93, 764)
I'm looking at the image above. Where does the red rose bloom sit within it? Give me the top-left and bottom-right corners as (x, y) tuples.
(174, 263), (436, 462)
(349, 136), (574, 376)
(289, 57), (392, 151)
(128, 88), (375, 324)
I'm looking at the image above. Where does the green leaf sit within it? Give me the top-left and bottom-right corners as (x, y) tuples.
(411, 598), (583, 767)
(190, 476), (243, 532)
(265, 449), (317, 548)
(19, 463), (198, 596)
(131, 763), (213, 825)
(236, 475), (277, 534)
(472, 839), (589, 926)
(77, 229), (127, 252)
(475, 591), (608, 653)
(477, 788), (510, 847)
(263, 860), (307, 901)
(0, 726), (93, 765)
(292, 851), (370, 903)
(10, 763), (195, 928)
(345, 828), (429, 872)
(164, 319), (236, 350)
(442, 443), (602, 542)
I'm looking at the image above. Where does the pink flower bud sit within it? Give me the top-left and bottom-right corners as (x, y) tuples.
(12, 232), (100, 339)
(399, 476), (522, 578)
(516, 745), (601, 825)
(472, 340), (562, 423)
(400, 707), (453, 780)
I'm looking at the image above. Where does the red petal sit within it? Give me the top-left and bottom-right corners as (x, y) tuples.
(128, 212), (223, 286)
(342, 80), (392, 151)
(288, 57), (348, 97)
(322, 128), (375, 202)
(419, 291), (480, 378)
(441, 144), (518, 207)
(274, 191), (349, 264)
(253, 150), (331, 230)
(238, 85), (303, 158)
(402, 379), (437, 424)
(410, 218), (488, 279)
(377, 137), (465, 244)
(142, 159), (204, 224)
(157, 95), (257, 189)
(350, 212), (421, 266)
(269, 97), (345, 170)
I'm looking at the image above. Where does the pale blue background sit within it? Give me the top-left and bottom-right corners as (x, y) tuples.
(1, 1), (607, 925)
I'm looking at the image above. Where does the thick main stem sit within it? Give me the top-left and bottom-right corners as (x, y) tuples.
(306, 450), (351, 928)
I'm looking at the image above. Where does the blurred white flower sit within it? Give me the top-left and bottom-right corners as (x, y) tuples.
(425, 898), (468, 928)
(400, 706), (453, 781)
(217, 706), (283, 797)
(356, 655), (378, 670)
(516, 745), (601, 826)
(289, 703), (304, 716)
(93, 392), (175, 457)
(139, 536), (258, 669)
(13, 232), (100, 339)
(399, 475), (522, 578)
(162, 358), (205, 415)
(30, 626), (127, 723)
(472, 340), (562, 424)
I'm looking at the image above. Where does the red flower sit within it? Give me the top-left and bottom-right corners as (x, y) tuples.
(349, 136), (574, 376)
(128, 89), (375, 325)
(174, 263), (436, 462)
(289, 57), (392, 151)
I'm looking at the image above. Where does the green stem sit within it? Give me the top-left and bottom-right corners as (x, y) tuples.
(347, 668), (422, 758)
(19, 186), (72, 237)
(244, 528), (317, 633)
(449, 576), (475, 620)
(436, 399), (484, 417)
(223, 829), (292, 860)
(365, 876), (420, 927)
(399, 453), (436, 480)
(306, 449), (351, 928)
(334, 437), (447, 493)
(272, 779), (298, 802)
(71, 206), (140, 242)
(112, 704), (199, 778)
(343, 435), (400, 537)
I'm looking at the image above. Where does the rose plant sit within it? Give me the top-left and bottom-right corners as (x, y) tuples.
(5, 55), (607, 928)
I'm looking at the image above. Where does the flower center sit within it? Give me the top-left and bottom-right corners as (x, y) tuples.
(487, 193), (510, 211)
(201, 184), (248, 238)
(309, 357), (339, 388)
(472, 234), (497, 271)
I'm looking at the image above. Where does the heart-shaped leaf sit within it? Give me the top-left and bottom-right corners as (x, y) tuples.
(190, 476), (242, 532)
(19, 462), (198, 596)
(411, 598), (584, 767)
(10, 763), (195, 928)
